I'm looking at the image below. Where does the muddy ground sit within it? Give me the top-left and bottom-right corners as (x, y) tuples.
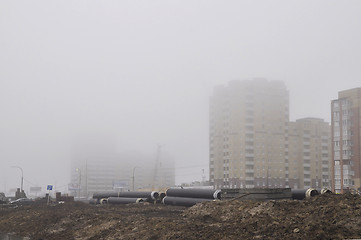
(1, 193), (361, 239)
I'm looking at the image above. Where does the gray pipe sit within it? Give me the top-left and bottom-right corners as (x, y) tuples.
(162, 196), (213, 207)
(165, 188), (221, 200)
(107, 197), (144, 204)
(291, 188), (319, 200)
(93, 191), (159, 200)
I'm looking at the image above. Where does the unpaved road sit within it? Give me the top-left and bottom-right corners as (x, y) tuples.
(1, 193), (361, 240)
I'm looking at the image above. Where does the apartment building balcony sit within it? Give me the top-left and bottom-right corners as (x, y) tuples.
(245, 169), (254, 173)
(245, 160), (254, 165)
(245, 153), (254, 157)
(245, 177), (254, 181)
(303, 163), (311, 168)
(245, 146), (254, 151)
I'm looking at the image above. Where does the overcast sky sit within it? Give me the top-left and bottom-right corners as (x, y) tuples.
(1, 0), (361, 193)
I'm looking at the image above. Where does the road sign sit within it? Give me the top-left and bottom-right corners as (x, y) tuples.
(47, 185), (53, 191)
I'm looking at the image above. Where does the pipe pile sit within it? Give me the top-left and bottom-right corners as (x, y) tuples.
(107, 197), (144, 204)
(291, 188), (319, 200)
(93, 191), (159, 202)
(162, 188), (221, 207)
(92, 191), (159, 205)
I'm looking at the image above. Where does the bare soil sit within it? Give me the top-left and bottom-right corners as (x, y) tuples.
(1, 193), (361, 239)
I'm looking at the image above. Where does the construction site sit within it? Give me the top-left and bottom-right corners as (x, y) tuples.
(1, 188), (361, 240)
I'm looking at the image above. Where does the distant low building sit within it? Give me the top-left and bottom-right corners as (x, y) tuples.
(69, 139), (175, 198)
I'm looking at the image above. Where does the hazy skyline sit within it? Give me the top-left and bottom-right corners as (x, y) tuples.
(1, 0), (361, 193)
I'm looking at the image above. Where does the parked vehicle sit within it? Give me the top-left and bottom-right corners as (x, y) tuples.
(9, 198), (34, 205)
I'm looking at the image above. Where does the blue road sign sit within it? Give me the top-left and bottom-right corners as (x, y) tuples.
(47, 185), (53, 191)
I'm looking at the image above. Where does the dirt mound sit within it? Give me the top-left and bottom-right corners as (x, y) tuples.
(1, 194), (361, 239)
(182, 193), (361, 239)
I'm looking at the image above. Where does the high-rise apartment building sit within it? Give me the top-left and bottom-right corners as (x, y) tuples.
(288, 118), (331, 190)
(331, 88), (361, 193)
(209, 79), (332, 190)
(209, 79), (289, 189)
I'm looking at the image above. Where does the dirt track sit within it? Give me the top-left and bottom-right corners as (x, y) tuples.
(1, 193), (361, 239)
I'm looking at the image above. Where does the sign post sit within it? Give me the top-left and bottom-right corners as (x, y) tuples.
(47, 185), (53, 205)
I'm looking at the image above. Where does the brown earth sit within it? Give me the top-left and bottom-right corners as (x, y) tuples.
(1, 193), (361, 240)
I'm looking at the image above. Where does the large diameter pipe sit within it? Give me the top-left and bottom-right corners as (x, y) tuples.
(162, 196), (213, 207)
(93, 191), (159, 200)
(159, 192), (166, 200)
(320, 188), (332, 194)
(165, 188), (221, 200)
(291, 188), (319, 200)
(107, 197), (144, 204)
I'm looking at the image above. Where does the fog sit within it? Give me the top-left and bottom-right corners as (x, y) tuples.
(1, 0), (360, 193)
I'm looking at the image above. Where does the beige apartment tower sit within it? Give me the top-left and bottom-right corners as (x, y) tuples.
(209, 79), (332, 190)
(331, 88), (361, 193)
(288, 118), (331, 190)
(209, 79), (289, 189)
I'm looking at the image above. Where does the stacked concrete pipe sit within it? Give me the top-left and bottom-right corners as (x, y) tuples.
(92, 191), (159, 204)
(107, 197), (144, 204)
(162, 188), (221, 207)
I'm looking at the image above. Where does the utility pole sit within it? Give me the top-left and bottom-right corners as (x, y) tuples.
(76, 168), (81, 198)
(132, 166), (139, 191)
(85, 160), (88, 199)
(152, 145), (162, 190)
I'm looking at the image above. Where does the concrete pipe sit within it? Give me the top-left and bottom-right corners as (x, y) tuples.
(100, 198), (108, 204)
(159, 192), (166, 200)
(165, 188), (221, 200)
(320, 188), (332, 194)
(162, 196), (213, 207)
(107, 197), (144, 204)
(93, 191), (159, 201)
(291, 188), (319, 200)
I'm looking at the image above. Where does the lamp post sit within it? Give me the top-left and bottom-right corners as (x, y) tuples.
(11, 166), (23, 192)
(76, 168), (81, 198)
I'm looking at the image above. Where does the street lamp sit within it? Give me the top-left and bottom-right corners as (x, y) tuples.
(76, 168), (81, 198)
(11, 166), (23, 192)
